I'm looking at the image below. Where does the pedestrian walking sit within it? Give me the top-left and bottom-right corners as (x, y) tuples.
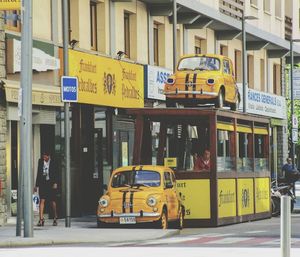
(34, 151), (58, 226)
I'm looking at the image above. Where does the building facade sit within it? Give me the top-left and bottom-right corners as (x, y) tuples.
(1, 0), (300, 220)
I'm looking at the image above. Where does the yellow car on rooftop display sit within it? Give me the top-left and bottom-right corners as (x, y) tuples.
(164, 54), (240, 110)
(97, 165), (184, 229)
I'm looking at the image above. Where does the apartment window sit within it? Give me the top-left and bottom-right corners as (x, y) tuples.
(4, 10), (21, 32)
(90, 1), (98, 50)
(273, 64), (281, 95)
(247, 55), (254, 89)
(195, 37), (201, 54)
(220, 45), (228, 56)
(153, 24), (159, 66)
(234, 50), (242, 83)
(124, 13), (130, 58)
(250, 0), (258, 6)
(263, 0), (271, 12)
(260, 59), (265, 92)
(275, 0), (281, 18)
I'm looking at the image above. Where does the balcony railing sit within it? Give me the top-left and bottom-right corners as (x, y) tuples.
(285, 16), (292, 40)
(219, 0), (244, 20)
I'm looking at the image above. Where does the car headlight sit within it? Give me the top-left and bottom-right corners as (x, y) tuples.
(98, 197), (109, 207)
(207, 78), (215, 85)
(147, 196), (157, 207)
(166, 77), (176, 85)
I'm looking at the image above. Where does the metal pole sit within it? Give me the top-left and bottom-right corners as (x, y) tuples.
(242, 13), (247, 113)
(172, 0), (177, 73)
(290, 40), (295, 168)
(16, 122), (23, 236)
(281, 195), (291, 257)
(21, 0), (33, 237)
(62, 0), (71, 227)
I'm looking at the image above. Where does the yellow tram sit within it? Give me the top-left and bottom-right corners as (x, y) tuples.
(127, 108), (271, 227)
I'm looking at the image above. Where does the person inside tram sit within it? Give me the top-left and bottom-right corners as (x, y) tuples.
(193, 149), (210, 171)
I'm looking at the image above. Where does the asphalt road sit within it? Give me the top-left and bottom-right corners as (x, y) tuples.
(49, 213), (300, 248)
(102, 213), (300, 248)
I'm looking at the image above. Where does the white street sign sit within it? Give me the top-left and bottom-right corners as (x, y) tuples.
(292, 115), (298, 129)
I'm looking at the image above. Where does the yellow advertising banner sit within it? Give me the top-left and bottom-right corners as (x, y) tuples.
(69, 50), (144, 108)
(176, 180), (210, 219)
(255, 178), (270, 213)
(218, 179), (236, 218)
(0, 0), (21, 10)
(237, 179), (254, 216)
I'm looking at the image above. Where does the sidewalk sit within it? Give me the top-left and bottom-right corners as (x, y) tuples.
(0, 216), (178, 247)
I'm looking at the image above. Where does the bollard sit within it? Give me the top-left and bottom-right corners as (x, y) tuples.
(281, 195), (291, 257)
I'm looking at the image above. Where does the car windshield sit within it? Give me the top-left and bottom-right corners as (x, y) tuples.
(178, 56), (220, 71)
(111, 170), (161, 188)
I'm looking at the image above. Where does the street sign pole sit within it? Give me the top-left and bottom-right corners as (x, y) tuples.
(290, 40), (295, 168)
(62, 0), (71, 227)
(20, 0), (33, 237)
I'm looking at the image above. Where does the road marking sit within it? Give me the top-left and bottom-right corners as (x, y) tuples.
(204, 237), (251, 244)
(244, 230), (266, 234)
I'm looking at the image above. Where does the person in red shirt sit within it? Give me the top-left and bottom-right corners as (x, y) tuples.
(194, 149), (210, 171)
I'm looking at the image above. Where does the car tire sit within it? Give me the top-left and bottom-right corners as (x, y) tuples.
(97, 218), (105, 228)
(215, 89), (225, 108)
(175, 208), (184, 230)
(230, 97), (239, 111)
(158, 209), (168, 229)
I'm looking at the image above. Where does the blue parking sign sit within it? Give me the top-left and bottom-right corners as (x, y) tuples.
(61, 76), (78, 102)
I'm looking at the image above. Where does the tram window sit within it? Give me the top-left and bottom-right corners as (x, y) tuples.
(165, 123), (210, 172)
(151, 122), (161, 165)
(254, 134), (268, 172)
(237, 132), (253, 172)
(217, 130), (234, 172)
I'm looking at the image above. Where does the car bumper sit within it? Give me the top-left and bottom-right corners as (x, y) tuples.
(165, 90), (218, 96)
(98, 212), (160, 218)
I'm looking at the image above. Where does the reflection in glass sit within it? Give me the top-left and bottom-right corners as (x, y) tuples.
(217, 130), (234, 172)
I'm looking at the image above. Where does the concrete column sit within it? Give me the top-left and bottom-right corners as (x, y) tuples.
(109, 0), (116, 56)
(0, 11), (7, 226)
(148, 10), (154, 65)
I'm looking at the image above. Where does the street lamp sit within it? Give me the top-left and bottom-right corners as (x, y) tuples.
(290, 38), (300, 168)
(242, 14), (257, 113)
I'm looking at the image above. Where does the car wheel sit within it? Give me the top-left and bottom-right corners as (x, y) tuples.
(230, 96), (239, 111)
(166, 98), (176, 108)
(158, 209), (168, 229)
(175, 209), (184, 230)
(97, 218), (105, 228)
(215, 89), (225, 108)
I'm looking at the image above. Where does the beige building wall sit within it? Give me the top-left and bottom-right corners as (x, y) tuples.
(198, 0), (219, 10)
(17, 0), (299, 97)
(33, 0), (52, 41)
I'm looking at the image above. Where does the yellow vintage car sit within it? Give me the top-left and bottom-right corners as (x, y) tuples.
(164, 54), (240, 110)
(97, 165), (184, 229)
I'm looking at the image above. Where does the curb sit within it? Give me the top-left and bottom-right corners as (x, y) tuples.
(0, 229), (180, 248)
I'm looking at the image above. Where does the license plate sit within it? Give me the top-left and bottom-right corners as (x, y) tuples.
(119, 217), (136, 224)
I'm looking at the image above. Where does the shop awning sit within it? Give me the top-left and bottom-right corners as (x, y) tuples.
(1, 80), (63, 107)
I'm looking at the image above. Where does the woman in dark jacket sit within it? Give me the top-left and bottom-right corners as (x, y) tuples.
(35, 152), (58, 226)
